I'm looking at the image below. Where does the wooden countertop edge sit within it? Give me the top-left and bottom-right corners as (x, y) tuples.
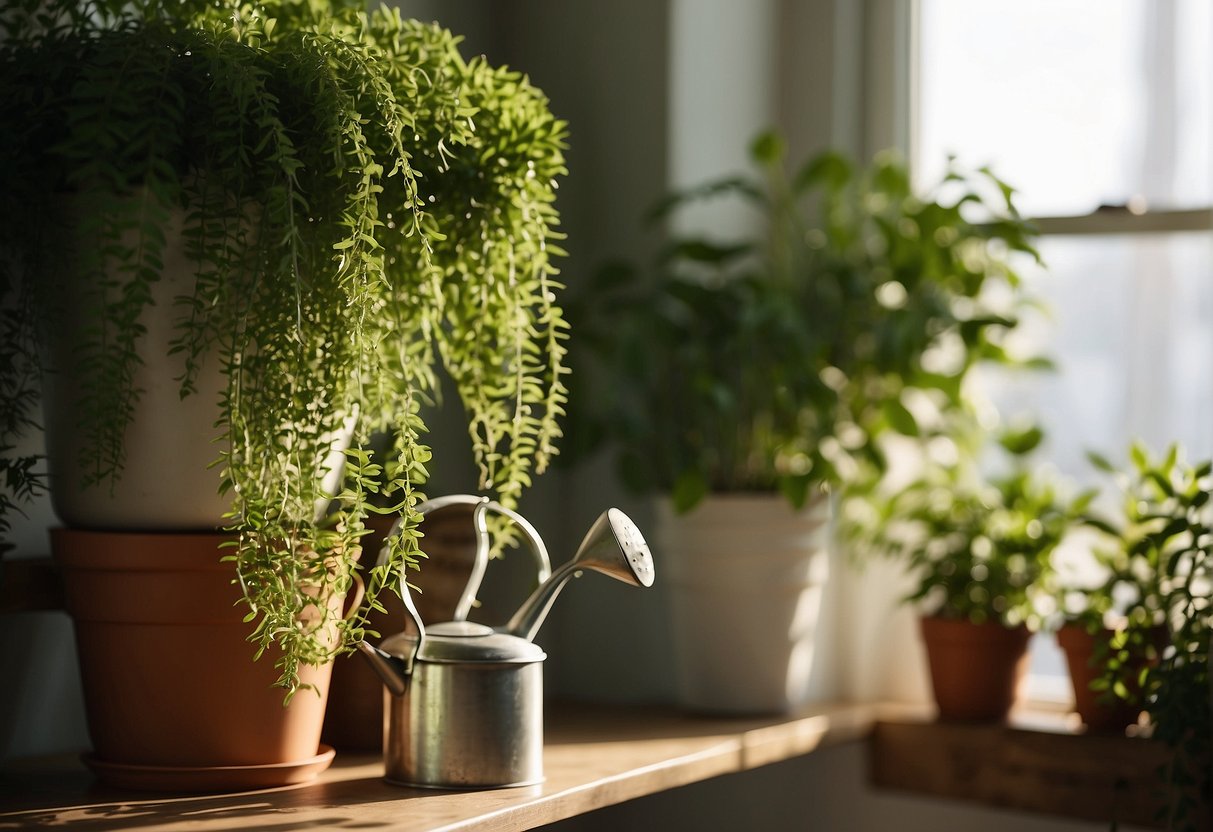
(435, 741), (744, 832)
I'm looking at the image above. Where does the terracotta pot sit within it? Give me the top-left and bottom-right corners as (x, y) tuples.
(1057, 623), (1150, 733)
(322, 505), (479, 751)
(919, 615), (1030, 722)
(658, 494), (832, 714)
(53, 528), (350, 790)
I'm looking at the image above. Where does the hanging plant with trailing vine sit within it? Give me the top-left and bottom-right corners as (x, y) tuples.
(0, 0), (568, 693)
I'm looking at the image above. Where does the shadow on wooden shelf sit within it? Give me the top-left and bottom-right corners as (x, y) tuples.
(870, 718), (1210, 830)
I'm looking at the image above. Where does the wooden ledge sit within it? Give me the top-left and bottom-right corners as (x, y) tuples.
(6, 698), (1203, 830)
(870, 716), (1208, 830)
(0, 701), (878, 832)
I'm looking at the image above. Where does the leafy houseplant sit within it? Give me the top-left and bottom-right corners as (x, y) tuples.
(1083, 444), (1211, 829)
(568, 132), (1039, 712)
(868, 427), (1088, 631)
(570, 132), (1040, 512)
(1049, 445), (1174, 734)
(857, 426), (1092, 721)
(0, 0), (568, 696)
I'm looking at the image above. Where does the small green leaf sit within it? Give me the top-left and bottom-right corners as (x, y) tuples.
(671, 470), (709, 514)
(749, 130), (785, 166)
(884, 399), (919, 436)
(792, 150), (852, 194)
(999, 425), (1044, 456)
(1147, 470), (1175, 498)
(1129, 441), (1149, 472)
(779, 475), (811, 510)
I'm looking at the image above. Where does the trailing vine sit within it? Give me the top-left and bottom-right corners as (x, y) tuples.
(0, 0), (569, 693)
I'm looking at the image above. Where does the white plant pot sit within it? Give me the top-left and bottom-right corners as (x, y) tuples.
(41, 207), (352, 530)
(657, 493), (831, 714)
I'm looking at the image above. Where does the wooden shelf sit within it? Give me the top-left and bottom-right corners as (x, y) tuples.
(870, 717), (1207, 830)
(5, 698), (1200, 831)
(0, 701), (878, 832)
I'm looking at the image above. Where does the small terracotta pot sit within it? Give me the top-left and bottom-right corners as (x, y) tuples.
(1056, 623), (1150, 733)
(322, 505), (479, 751)
(53, 528), (350, 789)
(919, 615), (1031, 722)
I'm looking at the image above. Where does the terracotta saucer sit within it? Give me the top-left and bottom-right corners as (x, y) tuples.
(82, 745), (336, 793)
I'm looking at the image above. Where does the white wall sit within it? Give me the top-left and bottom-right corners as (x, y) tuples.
(667, 0), (777, 239)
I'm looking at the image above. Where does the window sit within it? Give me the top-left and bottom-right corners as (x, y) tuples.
(915, 0), (1213, 701)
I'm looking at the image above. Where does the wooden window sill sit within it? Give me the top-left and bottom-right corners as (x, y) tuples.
(870, 710), (1209, 830)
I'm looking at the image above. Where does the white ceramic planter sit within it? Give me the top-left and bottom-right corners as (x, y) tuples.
(657, 493), (831, 714)
(41, 207), (352, 530)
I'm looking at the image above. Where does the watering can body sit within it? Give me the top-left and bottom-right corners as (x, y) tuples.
(374, 623), (546, 788)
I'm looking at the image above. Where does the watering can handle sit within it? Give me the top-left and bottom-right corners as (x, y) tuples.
(407, 494), (552, 622)
(454, 499), (552, 621)
(375, 494), (553, 639)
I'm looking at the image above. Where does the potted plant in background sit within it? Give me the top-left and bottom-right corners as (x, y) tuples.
(568, 131), (1039, 713)
(1083, 444), (1211, 829)
(0, 0), (568, 788)
(1049, 443), (1176, 734)
(857, 424), (1091, 722)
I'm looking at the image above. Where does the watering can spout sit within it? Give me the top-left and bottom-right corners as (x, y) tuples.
(505, 508), (655, 641)
(357, 641), (411, 698)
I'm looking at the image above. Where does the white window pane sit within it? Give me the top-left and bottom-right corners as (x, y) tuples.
(917, 0), (1213, 215)
(978, 233), (1213, 481)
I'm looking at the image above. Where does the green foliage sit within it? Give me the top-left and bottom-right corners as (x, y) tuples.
(1083, 443), (1211, 829)
(1065, 444), (1187, 632)
(0, 0), (568, 692)
(567, 133), (1040, 512)
(0, 281), (43, 555)
(856, 426), (1091, 629)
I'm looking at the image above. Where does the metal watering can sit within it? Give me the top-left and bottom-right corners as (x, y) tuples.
(357, 495), (655, 788)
